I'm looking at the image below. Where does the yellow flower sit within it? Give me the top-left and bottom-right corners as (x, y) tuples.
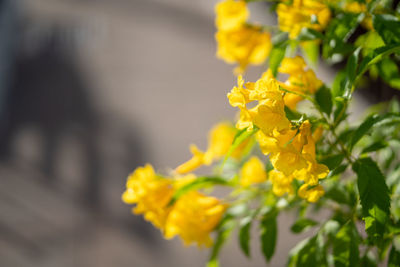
(164, 191), (227, 247)
(207, 122), (248, 160)
(269, 170), (294, 196)
(227, 75), (251, 108)
(122, 164), (174, 230)
(216, 25), (272, 73)
(277, 0), (331, 39)
(270, 150), (308, 176)
(175, 145), (210, 174)
(278, 56), (323, 110)
(229, 76), (290, 135)
(294, 157), (329, 185)
(236, 107), (255, 130)
(176, 121), (250, 174)
(215, 0), (249, 31)
(256, 129), (297, 155)
(312, 125), (324, 142)
(298, 183), (324, 202)
(240, 156), (267, 186)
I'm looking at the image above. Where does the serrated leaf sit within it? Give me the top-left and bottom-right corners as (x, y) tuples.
(291, 218), (318, 233)
(352, 158), (390, 241)
(315, 86), (333, 115)
(170, 176), (230, 205)
(333, 221), (360, 267)
(260, 210), (277, 262)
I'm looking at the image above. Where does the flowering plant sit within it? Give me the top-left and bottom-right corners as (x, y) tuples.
(123, 0), (400, 266)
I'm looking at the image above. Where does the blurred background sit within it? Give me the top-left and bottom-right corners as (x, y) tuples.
(0, 0), (385, 266)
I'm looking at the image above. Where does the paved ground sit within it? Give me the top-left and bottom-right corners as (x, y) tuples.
(0, 0), (368, 266)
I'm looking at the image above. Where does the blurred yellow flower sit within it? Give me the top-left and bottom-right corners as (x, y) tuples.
(176, 121), (249, 174)
(122, 164), (174, 230)
(207, 122), (248, 160)
(215, 0), (249, 31)
(240, 156), (267, 186)
(298, 183), (325, 202)
(164, 191), (227, 247)
(175, 144), (210, 174)
(277, 0), (331, 39)
(269, 169), (294, 196)
(216, 25), (272, 74)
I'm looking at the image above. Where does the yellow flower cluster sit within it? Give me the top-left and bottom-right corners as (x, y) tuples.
(122, 164), (227, 247)
(277, 0), (331, 39)
(175, 122), (249, 174)
(227, 70), (329, 202)
(278, 56), (323, 110)
(215, 0), (272, 73)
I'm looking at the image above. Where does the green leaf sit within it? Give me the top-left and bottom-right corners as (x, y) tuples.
(269, 46), (286, 77)
(333, 221), (360, 267)
(322, 13), (363, 60)
(360, 252), (378, 267)
(284, 106), (302, 121)
(170, 176), (230, 205)
(357, 44), (400, 79)
(288, 236), (318, 266)
(343, 47), (361, 98)
(388, 244), (400, 267)
(301, 40), (320, 66)
(332, 70), (347, 97)
(378, 58), (400, 90)
(260, 210), (278, 262)
(361, 140), (388, 154)
(327, 164), (348, 178)
(320, 154), (345, 170)
(222, 127), (258, 165)
(349, 114), (380, 150)
(325, 183), (350, 205)
(373, 14), (400, 45)
(291, 218), (318, 233)
(239, 216), (252, 257)
(315, 86), (333, 115)
(298, 28), (324, 41)
(349, 113), (400, 151)
(352, 158), (390, 241)
(207, 214), (235, 267)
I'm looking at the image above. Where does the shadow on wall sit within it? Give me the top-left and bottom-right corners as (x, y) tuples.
(0, 18), (159, 243)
